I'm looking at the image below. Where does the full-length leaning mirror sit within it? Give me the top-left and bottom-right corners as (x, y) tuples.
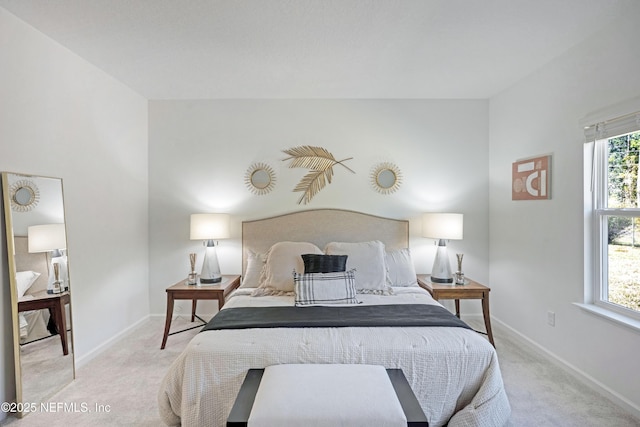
(1, 172), (74, 417)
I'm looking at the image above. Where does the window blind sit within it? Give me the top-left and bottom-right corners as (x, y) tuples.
(581, 96), (640, 142)
(583, 112), (640, 142)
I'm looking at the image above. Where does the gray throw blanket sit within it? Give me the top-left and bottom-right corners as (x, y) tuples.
(201, 304), (471, 332)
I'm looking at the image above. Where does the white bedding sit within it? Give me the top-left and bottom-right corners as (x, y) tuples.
(158, 287), (511, 427)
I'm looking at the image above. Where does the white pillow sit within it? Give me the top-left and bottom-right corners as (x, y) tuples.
(241, 250), (265, 288)
(16, 271), (41, 297)
(386, 248), (417, 287)
(324, 241), (390, 294)
(253, 241), (323, 295)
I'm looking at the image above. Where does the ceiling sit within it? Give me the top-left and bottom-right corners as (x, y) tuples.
(1, 0), (637, 100)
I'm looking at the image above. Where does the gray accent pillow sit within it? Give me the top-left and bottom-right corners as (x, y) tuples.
(301, 254), (348, 274)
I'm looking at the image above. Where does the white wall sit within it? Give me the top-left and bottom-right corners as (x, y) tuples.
(2, 0), (638, 420)
(149, 99), (490, 315)
(0, 7), (149, 415)
(489, 9), (640, 415)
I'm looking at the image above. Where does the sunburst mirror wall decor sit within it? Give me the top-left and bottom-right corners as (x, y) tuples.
(9, 179), (40, 212)
(282, 145), (355, 205)
(245, 162), (276, 195)
(371, 162), (402, 195)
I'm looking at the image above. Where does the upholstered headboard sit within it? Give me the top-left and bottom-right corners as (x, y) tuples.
(242, 209), (409, 276)
(14, 236), (49, 295)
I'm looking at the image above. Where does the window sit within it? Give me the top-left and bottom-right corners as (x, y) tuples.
(592, 128), (640, 319)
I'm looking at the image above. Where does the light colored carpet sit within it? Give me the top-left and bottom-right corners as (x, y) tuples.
(1, 316), (638, 426)
(471, 318), (640, 427)
(20, 330), (74, 407)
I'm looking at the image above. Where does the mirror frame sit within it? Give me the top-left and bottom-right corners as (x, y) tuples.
(1, 172), (75, 417)
(371, 162), (403, 195)
(8, 179), (40, 212)
(245, 162), (276, 195)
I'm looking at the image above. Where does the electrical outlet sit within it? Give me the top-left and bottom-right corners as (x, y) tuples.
(547, 311), (555, 327)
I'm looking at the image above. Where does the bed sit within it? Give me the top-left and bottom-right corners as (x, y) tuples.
(158, 209), (511, 427)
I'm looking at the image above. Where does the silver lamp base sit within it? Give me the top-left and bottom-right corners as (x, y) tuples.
(200, 241), (222, 284)
(431, 276), (453, 284)
(431, 239), (453, 283)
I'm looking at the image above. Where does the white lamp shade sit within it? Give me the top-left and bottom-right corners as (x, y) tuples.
(422, 213), (463, 240)
(190, 213), (230, 240)
(28, 223), (67, 253)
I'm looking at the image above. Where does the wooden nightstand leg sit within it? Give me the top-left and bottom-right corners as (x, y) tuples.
(454, 299), (461, 318)
(191, 299), (197, 322)
(54, 298), (69, 356)
(161, 294), (175, 350)
(482, 293), (495, 347)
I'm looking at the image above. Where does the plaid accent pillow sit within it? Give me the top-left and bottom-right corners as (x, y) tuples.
(294, 269), (358, 306)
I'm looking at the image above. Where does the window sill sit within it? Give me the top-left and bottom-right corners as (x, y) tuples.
(574, 303), (640, 332)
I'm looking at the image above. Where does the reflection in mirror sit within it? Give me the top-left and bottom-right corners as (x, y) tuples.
(251, 169), (271, 189)
(377, 169), (397, 189)
(371, 162), (402, 195)
(245, 162), (276, 195)
(14, 187), (34, 206)
(9, 179), (40, 212)
(1, 172), (74, 418)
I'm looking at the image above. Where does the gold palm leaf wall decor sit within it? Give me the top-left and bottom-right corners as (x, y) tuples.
(282, 145), (355, 204)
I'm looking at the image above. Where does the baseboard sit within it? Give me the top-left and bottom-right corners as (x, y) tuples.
(149, 312), (218, 319)
(489, 315), (640, 421)
(76, 315), (151, 368)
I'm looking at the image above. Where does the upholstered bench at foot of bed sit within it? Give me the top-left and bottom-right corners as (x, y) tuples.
(227, 364), (429, 427)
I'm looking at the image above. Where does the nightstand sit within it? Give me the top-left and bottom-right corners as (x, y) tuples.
(417, 274), (495, 347)
(161, 275), (240, 349)
(18, 291), (71, 355)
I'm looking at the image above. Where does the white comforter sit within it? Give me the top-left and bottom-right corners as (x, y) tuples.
(158, 287), (511, 427)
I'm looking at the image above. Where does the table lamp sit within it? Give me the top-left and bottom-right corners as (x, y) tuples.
(190, 213), (230, 284)
(422, 213), (463, 283)
(28, 223), (68, 293)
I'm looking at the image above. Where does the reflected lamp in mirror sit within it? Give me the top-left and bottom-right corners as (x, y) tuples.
(28, 223), (68, 293)
(422, 213), (463, 284)
(190, 213), (230, 284)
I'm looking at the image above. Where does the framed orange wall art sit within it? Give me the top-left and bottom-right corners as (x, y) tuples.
(512, 155), (551, 200)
